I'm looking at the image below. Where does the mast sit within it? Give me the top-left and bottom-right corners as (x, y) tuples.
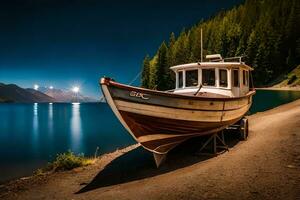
(201, 28), (203, 63)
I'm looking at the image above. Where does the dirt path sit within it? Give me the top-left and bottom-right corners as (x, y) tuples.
(1, 100), (300, 200)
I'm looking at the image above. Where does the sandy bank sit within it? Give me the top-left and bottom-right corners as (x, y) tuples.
(1, 100), (300, 200)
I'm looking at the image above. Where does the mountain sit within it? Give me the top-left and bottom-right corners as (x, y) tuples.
(141, 0), (300, 89)
(0, 83), (55, 103)
(0, 83), (98, 103)
(39, 87), (97, 102)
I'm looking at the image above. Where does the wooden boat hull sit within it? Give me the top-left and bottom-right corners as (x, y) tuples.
(100, 77), (255, 166)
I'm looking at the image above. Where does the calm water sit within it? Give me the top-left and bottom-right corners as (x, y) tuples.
(0, 103), (135, 183)
(1, 90), (300, 183)
(250, 90), (300, 113)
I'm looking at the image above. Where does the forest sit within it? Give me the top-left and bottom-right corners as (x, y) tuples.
(141, 0), (300, 90)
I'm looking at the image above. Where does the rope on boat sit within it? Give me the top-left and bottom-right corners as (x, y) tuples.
(99, 70), (142, 102)
(128, 71), (142, 86)
(99, 95), (105, 102)
(194, 84), (203, 96)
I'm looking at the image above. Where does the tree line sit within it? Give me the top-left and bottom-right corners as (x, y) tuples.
(141, 0), (300, 90)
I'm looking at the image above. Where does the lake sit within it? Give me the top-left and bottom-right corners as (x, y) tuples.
(1, 89), (300, 183)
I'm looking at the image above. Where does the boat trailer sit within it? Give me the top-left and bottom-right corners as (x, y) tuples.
(197, 117), (249, 155)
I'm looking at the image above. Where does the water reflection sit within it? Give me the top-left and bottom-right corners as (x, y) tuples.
(71, 103), (82, 152)
(48, 103), (53, 137)
(33, 103), (38, 116)
(32, 103), (39, 151)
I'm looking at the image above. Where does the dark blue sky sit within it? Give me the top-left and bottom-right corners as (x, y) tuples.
(0, 0), (243, 98)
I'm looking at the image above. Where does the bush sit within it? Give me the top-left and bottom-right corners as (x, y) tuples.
(53, 151), (85, 171)
(288, 75), (297, 85)
(38, 150), (94, 173)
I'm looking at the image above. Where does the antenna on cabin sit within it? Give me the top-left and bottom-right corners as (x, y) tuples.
(201, 28), (203, 63)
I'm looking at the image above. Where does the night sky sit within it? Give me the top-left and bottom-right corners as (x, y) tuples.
(0, 0), (243, 98)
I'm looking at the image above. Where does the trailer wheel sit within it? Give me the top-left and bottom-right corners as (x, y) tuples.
(239, 118), (248, 140)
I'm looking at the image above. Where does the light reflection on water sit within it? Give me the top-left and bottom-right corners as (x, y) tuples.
(32, 103), (39, 152)
(71, 103), (82, 153)
(48, 103), (53, 119)
(48, 103), (53, 141)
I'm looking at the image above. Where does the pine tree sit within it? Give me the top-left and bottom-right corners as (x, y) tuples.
(141, 0), (300, 88)
(141, 55), (150, 88)
(166, 32), (176, 89)
(296, 39), (300, 60)
(148, 56), (158, 89)
(174, 29), (189, 65)
(167, 32), (176, 67)
(245, 31), (259, 65)
(156, 42), (168, 90)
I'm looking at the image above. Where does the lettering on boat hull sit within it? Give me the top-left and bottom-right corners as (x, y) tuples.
(129, 91), (150, 100)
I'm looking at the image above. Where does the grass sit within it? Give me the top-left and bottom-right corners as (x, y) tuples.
(35, 150), (96, 175)
(274, 65), (300, 87)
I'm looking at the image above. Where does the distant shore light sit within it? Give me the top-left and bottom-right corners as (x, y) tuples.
(34, 84), (39, 90)
(49, 86), (53, 89)
(72, 86), (79, 93)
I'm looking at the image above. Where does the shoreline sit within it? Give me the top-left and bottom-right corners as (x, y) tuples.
(256, 87), (300, 91)
(1, 100), (300, 199)
(0, 144), (138, 185)
(0, 144), (140, 197)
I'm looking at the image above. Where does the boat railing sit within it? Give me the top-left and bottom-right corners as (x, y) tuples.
(207, 56), (244, 63)
(223, 56), (244, 63)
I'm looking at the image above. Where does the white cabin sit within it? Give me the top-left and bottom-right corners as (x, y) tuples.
(170, 55), (253, 97)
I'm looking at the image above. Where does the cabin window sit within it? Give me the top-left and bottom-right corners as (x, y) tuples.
(185, 69), (198, 87)
(233, 69), (239, 87)
(219, 69), (228, 87)
(245, 71), (249, 86)
(202, 68), (216, 86)
(178, 71), (183, 88)
(243, 70), (249, 86)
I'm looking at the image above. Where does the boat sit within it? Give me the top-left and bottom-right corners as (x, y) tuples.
(100, 54), (255, 167)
